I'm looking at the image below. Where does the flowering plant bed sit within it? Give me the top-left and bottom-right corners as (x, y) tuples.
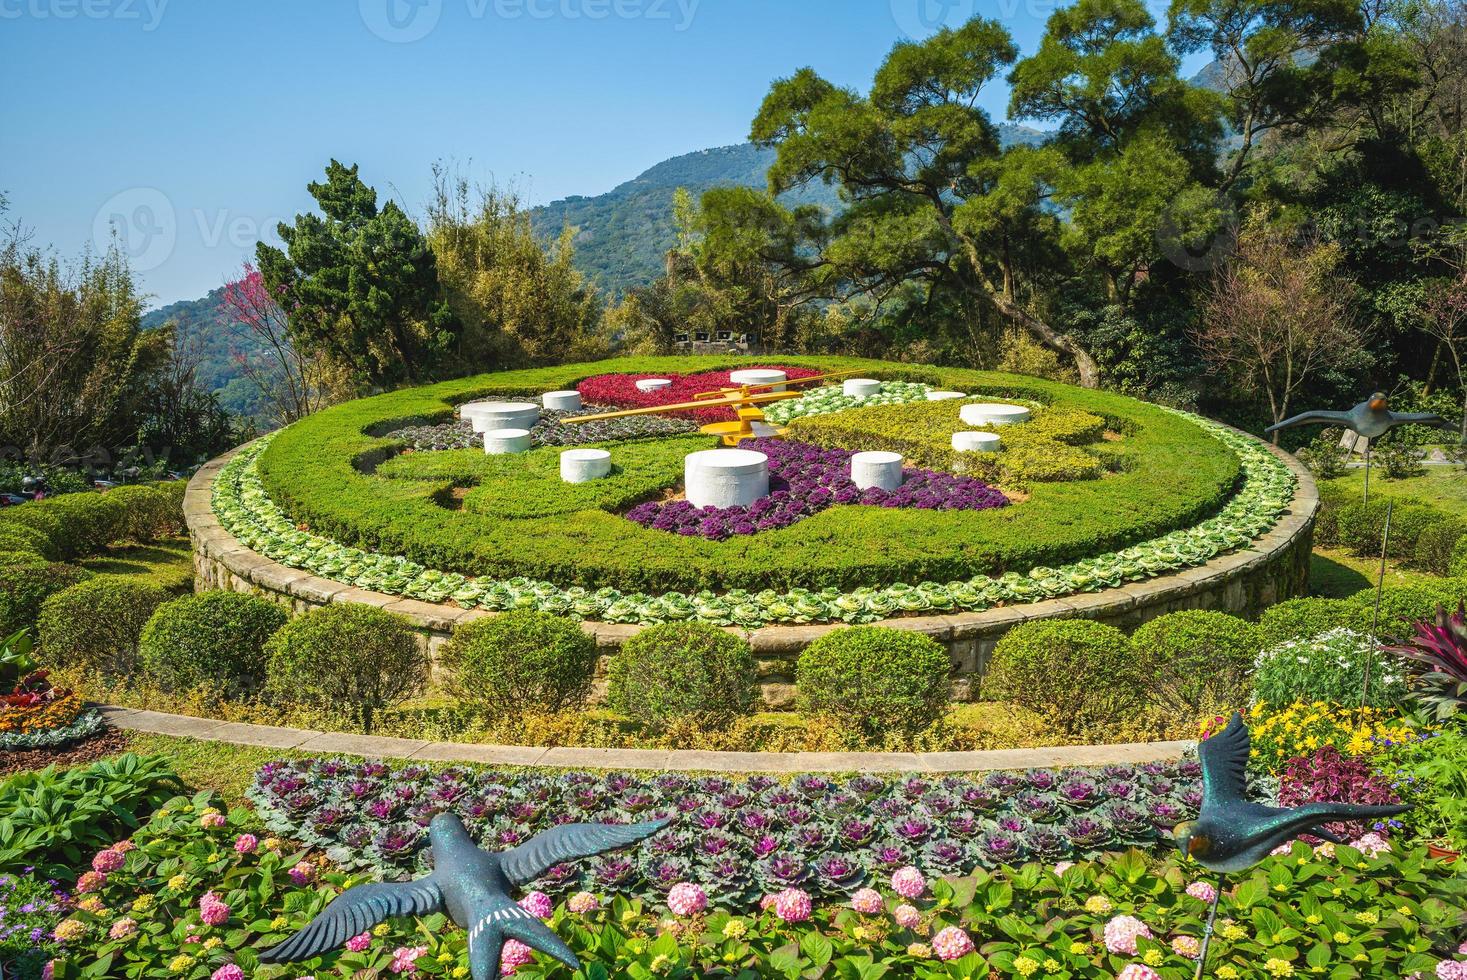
(247, 757), (1208, 905)
(626, 438), (1009, 540)
(575, 367), (823, 423)
(38, 790), (1467, 980)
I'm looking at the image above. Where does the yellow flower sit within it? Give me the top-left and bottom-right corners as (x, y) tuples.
(1353, 911), (1378, 925)
(452, 970), (468, 979)
(438, 953), (453, 964)
(722, 919), (746, 939)
(76, 896), (105, 914)
(203, 938), (221, 951)
(650, 954), (671, 973)
(1396, 906), (1412, 916)
(1221, 924), (1248, 941)
(53, 920), (88, 942)
(1043, 960), (1060, 972)
(852, 926), (871, 942)
(1083, 895), (1113, 914)
(907, 943), (932, 958)
(263, 837), (283, 851)
(1143, 949), (1164, 966)
(1333, 931), (1350, 943)
(1353, 954), (1368, 962)
(1218, 969), (1240, 980)
(1304, 914), (1321, 924)
(167, 874), (188, 891)
(1265, 958), (1295, 977)
(168, 955), (195, 973)
(1014, 957), (1039, 976)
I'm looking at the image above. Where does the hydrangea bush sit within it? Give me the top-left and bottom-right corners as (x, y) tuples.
(626, 438), (1008, 540)
(246, 758), (1209, 905)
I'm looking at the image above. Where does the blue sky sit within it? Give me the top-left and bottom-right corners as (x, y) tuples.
(1, 0), (1196, 308)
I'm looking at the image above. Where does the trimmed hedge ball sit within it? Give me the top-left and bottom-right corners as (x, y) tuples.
(38, 575), (172, 677)
(440, 609), (598, 716)
(0, 522), (61, 562)
(40, 493), (128, 557)
(796, 626), (951, 744)
(983, 620), (1142, 735)
(0, 508), (73, 560)
(1130, 610), (1262, 712)
(1414, 518), (1466, 576)
(0, 561), (93, 637)
(138, 591), (287, 697)
(265, 604), (426, 733)
(1258, 597), (1356, 648)
(1348, 582), (1462, 642)
(106, 484), (180, 542)
(607, 621), (757, 731)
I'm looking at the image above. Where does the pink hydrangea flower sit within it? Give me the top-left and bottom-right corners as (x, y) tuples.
(108, 918), (139, 940)
(893, 903), (922, 929)
(667, 883), (707, 917)
(1053, 861), (1075, 875)
(42, 964), (54, 980)
(389, 945), (426, 974)
(1104, 915), (1153, 955)
(1171, 936), (1201, 959)
(1459, 942), (1467, 955)
(212, 966), (245, 980)
(1438, 962), (1467, 980)
(1185, 881), (1217, 904)
(1117, 966), (1162, 980)
(75, 871), (106, 894)
(850, 888), (884, 915)
(567, 891), (599, 914)
(345, 932), (372, 953)
(234, 834), (258, 854)
(500, 939), (534, 975)
(199, 892), (230, 927)
(200, 813), (227, 829)
(931, 926), (974, 961)
(288, 862), (315, 886)
(759, 894), (778, 912)
(1353, 832), (1392, 858)
(891, 866), (926, 900)
(92, 849), (125, 873)
(518, 891), (554, 919)
(772, 888), (812, 923)
(1269, 842), (1294, 857)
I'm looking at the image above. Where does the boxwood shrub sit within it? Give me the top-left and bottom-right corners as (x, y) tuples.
(264, 604), (425, 732)
(0, 522), (60, 562)
(138, 591), (287, 697)
(1348, 581), (1465, 642)
(1338, 500), (1444, 558)
(38, 576), (172, 676)
(607, 621), (757, 731)
(796, 626), (951, 745)
(0, 561), (92, 636)
(439, 609), (598, 716)
(1413, 518), (1466, 576)
(1257, 596), (1357, 648)
(983, 620), (1142, 735)
(254, 357), (1245, 595)
(1130, 610), (1262, 711)
(106, 484), (180, 542)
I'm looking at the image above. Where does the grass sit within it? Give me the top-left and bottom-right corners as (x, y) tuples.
(79, 536), (195, 593)
(1321, 465), (1467, 517)
(122, 732), (318, 806)
(1309, 546), (1440, 599)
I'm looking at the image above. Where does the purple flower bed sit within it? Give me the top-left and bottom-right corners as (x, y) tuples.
(625, 438), (1009, 540)
(247, 759), (1202, 908)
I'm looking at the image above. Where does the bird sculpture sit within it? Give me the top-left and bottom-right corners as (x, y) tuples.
(1265, 391), (1455, 442)
(261, 812), (670, 980)
(1172, 712), (1409, 978)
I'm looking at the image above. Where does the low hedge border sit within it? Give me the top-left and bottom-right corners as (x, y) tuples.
(207, 413), (1294, 628)
(251, 357), (1245, 596)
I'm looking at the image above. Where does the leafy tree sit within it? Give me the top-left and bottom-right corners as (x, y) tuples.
(426, 169), (606, 367)
(257, 161), (457, 391)
(220, 263), (330, 425)
(742, 19), (1106, 385)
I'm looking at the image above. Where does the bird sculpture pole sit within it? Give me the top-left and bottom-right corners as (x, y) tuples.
(1265, 392), (1456, 504)
(1173, 712), (1410, 979)
(261, 813), (669, 980)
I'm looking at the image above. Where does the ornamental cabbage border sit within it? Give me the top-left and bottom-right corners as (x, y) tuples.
(210, 405), (1294, 627)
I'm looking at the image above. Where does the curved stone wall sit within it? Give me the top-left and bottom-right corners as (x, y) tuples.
(185, 429), (1317, 708)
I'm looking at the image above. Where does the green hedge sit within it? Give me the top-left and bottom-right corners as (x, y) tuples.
(1258, 597), (1357, 647)
(607, 621), (757, 731)
(795, 626), (951, 744)
(984, 620), (1143, 735)
(38, 576), (172, 676)
(438, 609), (598, 715)
(254, 357), (1243, 594)
(0, 481), (185, 562)
(0, 562), (93, 636)
(138, 592), (287, 697)
(1130, 610), (1261, 712)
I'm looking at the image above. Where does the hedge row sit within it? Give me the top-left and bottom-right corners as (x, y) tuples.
(1314, 482), (1467, 576)
(255, 357), (1244, 594)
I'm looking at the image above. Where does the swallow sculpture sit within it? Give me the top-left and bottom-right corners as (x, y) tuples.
(1265, 392), (1455, 441)
(261, 812), (670, 980)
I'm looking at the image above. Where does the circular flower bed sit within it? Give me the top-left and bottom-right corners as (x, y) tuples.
(575, 367), (824, 423)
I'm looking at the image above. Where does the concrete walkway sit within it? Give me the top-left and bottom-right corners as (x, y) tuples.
(103, 705), (1195, 774)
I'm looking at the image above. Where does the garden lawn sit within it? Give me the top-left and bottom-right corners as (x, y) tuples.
(1322, 465), (1467, 517)
(78, 537), (194, 594)
(1309, 546), (1441, 599)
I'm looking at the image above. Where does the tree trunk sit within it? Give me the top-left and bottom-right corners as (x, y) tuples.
(987, 288), (1102, 388)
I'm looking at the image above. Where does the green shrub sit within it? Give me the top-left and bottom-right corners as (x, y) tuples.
(983, 620), (1143, 735)
(0, 562), (93, 636)
(0, 507), (72, 559)
(0, 522), (60, 562)
(39, 492), (128, 556)
(1451, 534), (1467, 578)
(1348, 582), (1460, 642)
(1130, 610), (1262, 712)
(264, 604), (426, 733)
(0, 753), (182, 880)
(1251, 628), (1406, 709)
(439, 609), (598, 715)
(1337, 499), (1441, 558)
(0, 549), (44, 566)
(607, 621), (756, 731)
(796, 626), (951, 744)
(38, 576), (172, 676)
(1311, 483), (1351, 548)
(107, 484), (180, 542)
(1413, 518), (1467, 575)
(138, 591), (287, 697)
(1258, 596), (1357, 647)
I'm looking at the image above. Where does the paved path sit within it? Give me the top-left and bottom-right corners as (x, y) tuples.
(103, 705), (1195, 774)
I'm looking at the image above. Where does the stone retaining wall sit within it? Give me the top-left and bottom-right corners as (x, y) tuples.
(186, 432), (1317, 709)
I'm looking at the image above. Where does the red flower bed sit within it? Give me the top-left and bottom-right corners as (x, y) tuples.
(576, 367), (823, 424)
